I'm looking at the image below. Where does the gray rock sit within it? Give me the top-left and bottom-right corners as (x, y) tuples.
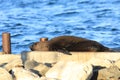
(33, 63), (50, 76)
(24, 60), (50, 76)
(24, 60), (39, 69)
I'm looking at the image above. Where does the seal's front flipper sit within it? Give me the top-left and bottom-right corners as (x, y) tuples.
(57, 48), (71, 55)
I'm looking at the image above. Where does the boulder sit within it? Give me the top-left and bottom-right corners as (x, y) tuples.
(25, 51), (59, 63)
(94, 52), (120, 61)
(0, 67), (13, 80)
(92, 66), (120, 80)
(0, 54), (21, 65)
(88, 57), (113, 68)
(24, 60), (50, 76)
(24, 52), (120, 63)
(58, 52), (94, 62)
(114, 59), (120, 69)
(25, 51), (95, 63)
(24, 60), (39, 69)
(0, 52), (4, 55)
(46, 61), (93, 80)
(40, 77), (58, 80)
(33, 63), (50, 76)
(12, 67), (40, 80)
(4, 58), (23, 71)
(88, 53), (120, 68)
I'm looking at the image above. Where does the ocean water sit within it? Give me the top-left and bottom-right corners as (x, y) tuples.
(0, 0), (120, 54)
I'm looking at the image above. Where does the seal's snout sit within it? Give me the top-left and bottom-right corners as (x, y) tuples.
(30, 42), (39, 51)
(30, 44), (33, 50)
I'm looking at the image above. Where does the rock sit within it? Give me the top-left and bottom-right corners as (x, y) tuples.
(0, 52), (4, 55)
(26, 52), (120, 64)
(0, 67), (13, 80)
(58, 52), (94, 63)
(12, 67), (40, 80)
(25, 51), (94, 63)
(46, 61), (93, 80)
(26, 51), (59, 63)
(24, 60), (50, 76)
(94, 53), (120, 61)
(4, 58), (23, 71)
(40, 77), (58, 80)
(27, 51), (95, 63)
(114, 59), (120, 69)
(88, 57), (113, 68)
(33, 63), (50, 76)
(0, 54), (21, 65)
(24, 60), (39, 69)
(91, 66), (120, 80)
(88, 53), (120, 68)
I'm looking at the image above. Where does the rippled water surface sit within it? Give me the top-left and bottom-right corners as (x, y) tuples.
(0, 0), (120, 54)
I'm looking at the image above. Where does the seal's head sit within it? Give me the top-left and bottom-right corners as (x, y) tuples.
(30, 41), (50, 51)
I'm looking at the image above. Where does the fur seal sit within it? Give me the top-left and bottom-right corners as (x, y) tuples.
(30, 36), (111, 53)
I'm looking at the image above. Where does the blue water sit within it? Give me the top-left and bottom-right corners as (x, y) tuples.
(0, 0), (120, 54)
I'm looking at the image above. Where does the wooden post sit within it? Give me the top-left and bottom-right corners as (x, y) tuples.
(40, 37), (48, 42)
(2, 32), (11, 54)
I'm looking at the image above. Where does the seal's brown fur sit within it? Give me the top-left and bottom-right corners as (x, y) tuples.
(30, 36), (111, 53)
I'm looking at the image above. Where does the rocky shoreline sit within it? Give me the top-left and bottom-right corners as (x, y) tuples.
(0, 51), (120, 80)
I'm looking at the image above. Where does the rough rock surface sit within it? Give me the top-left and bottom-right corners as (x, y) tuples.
(40, 77), (58, 80)
(4, 58), (23, 71)
(0, 52), (4, 55)
(88, 57), (113, 68)
(0, 54), (21, 65)
(46, 61), (93, 80)
(0, 51), (120, 80)
(114, 59), (120, 68)
(91, 66), (120, 80)
(24, 60), (50, 76)
(24, 60), (40, 69)
(0, 67), (13, 80)
(12, 67), (40, 80)
(25, 51), (59, 63)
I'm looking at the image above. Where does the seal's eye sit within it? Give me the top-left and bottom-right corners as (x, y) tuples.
(34, 43), (38, 45)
